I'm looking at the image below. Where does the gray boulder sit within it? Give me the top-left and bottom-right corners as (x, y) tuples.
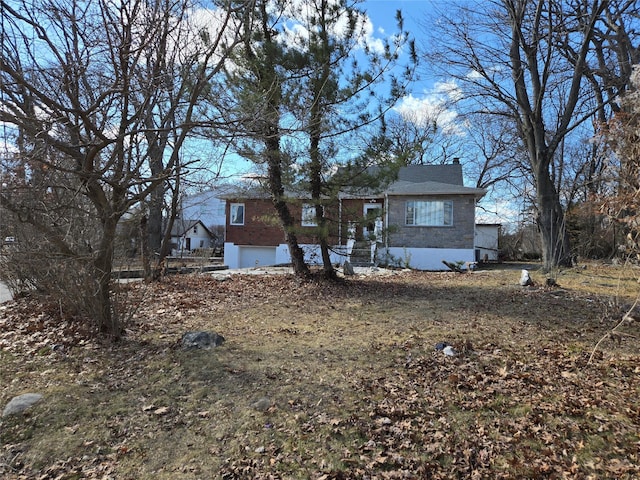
(343, 261), (355, 276)
(251, 397), (272, 412)
(3, 393), (43, 417)
(181, 331), (225, 350)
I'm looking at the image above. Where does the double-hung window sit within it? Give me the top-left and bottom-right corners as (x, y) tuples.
(405, 200), (453, 226)
(230, 203), (245, 225)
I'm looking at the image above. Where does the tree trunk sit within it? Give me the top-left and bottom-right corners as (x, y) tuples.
(308, 0), (336, 279)
(93, 217), (121, 339)
(318, 224), (335, 278)
(147, 188), (164, 257)
(536, 170), (572, 271)
(272, 197), (308, 276)
(145, 153), (166, 281)
(139, 215), (152, 280)
(310, 136), (335, 277)
(266, 139), (309, 277)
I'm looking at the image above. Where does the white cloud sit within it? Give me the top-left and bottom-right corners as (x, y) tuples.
(279, 0), (386, 55)
(354, 14), (386, 55)
(477, 196), (520, 226)
(433, 80), (463, 102)
(466, 69), (483, 80)
(394, 81), (462, 135)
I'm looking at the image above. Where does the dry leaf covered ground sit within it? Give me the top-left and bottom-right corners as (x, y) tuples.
(1, 262), (639, 479)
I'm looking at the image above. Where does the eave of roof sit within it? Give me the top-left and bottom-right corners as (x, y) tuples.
(170, 219), (215, 237)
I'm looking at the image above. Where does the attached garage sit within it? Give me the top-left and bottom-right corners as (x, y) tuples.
(237, 246), (277, 269)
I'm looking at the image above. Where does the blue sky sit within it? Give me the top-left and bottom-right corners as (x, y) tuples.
(364, 0), (439, 55)
(362, 1), (516, 225)
(364, 0), (431, 30)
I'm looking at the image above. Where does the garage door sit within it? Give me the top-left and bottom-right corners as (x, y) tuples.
(238, 246), (277, 268)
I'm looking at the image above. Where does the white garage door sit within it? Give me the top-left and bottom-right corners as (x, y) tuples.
(238, 246), (277, 268)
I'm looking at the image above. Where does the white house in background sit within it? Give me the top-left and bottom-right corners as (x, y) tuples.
(475, 223), (501, 262)
(170, 219), (216, 252)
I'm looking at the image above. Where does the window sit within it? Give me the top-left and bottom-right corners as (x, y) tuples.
(301, 203), (321, 227)
(193, 225), (198, 233)
(405, 200), (452, 226)
(230, 203), (245, 225)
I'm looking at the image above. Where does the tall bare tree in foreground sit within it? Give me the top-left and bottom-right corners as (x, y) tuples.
(0, 0), (241, 337)
(424, 0), (638, 270)
(133, 2), (244, 280)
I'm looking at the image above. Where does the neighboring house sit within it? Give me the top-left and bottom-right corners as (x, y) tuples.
(170, 219), (216, 253)
(179, 189), (228, 244)
(475, 223), (501, 262)
(222, 161), (487, 270)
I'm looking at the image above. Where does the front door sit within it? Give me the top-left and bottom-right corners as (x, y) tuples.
(363, 203), (382, 241)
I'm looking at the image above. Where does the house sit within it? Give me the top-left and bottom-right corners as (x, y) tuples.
(222, 161), (487, 270)
(179, 189), (228, 244)
(170, 219), (216, 253)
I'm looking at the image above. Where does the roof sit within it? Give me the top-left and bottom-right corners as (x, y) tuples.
(170, 219), (215, 237)
(220, 164), (486, 200)
(341, 164), (486, 199)
(395, 164), (463, 185)
(385, 180), (486, 197)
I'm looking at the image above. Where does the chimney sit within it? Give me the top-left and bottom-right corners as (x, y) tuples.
(452, 157), (460, 165)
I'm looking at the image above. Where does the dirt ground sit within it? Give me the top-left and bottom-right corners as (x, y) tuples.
(1, 261), (639, 479)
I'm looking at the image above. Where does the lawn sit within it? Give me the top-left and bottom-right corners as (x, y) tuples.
(1, 262), (639, 479)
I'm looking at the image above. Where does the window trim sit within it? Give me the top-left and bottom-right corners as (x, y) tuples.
(405, 200), (453, 227)
(230, 203), (245, 225)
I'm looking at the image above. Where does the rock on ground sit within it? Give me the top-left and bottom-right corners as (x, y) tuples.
(520, 269), (534, 286)
(3, 393), (43, 417)
(181, 331), (225, 349)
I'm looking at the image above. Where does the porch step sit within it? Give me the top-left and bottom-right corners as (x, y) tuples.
(349, 241), (376, 266)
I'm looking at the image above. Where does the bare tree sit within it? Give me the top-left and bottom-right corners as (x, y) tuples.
(424, 0), (638, 270)
(462, 113), (528, 191)
(136, 2), (244, 280)
(0, 0), (241, 337)
(382, 111), (462, 166)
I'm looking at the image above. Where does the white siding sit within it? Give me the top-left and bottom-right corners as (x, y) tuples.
(475, 225), (500, 261)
